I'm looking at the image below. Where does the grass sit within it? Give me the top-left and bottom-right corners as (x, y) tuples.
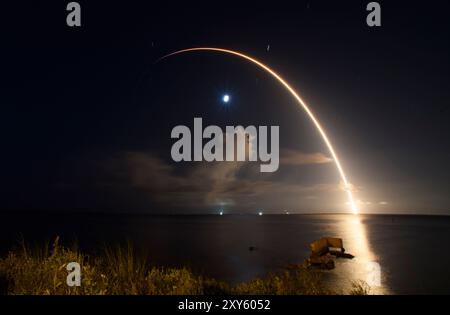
(0, 237), (368, 295)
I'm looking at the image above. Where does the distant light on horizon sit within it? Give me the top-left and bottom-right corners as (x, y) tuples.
(219, 210), (224, 215)
(258, 211), (263, 216)
(222, 94), (230, 103)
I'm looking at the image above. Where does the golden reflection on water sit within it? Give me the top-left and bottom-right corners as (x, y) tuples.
(329, 215), (390, 294)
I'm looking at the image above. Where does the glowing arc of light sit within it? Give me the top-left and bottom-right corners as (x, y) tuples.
(159, 47), (358, 214)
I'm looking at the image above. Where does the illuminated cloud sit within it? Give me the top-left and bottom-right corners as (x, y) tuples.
(280, 149), (333, 165)
(108, 151), (339, 211)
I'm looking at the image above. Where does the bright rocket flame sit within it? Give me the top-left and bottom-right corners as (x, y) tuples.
(158, 47), (358, 214)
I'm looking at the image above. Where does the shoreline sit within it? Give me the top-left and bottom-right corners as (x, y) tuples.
(0, 238), (369, 295)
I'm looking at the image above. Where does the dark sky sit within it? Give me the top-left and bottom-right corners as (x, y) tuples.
(1, 1), (449, 214)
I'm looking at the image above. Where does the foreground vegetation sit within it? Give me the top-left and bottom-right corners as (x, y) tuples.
(0, 237), (369, 295)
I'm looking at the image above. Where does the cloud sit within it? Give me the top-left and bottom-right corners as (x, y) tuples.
(105, 151), (338, 210)
(280, 149), (332, 165)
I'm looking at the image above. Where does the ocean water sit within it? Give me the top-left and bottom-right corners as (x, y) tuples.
(0, 213), (449, 294)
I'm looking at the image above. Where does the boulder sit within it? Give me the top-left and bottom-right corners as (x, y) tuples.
(307, 237), (353, 269)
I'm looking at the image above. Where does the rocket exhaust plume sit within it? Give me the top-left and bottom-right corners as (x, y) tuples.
(158, 47), (358, 214)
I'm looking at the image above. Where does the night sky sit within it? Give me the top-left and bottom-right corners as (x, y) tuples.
(1, 1), (449, 214)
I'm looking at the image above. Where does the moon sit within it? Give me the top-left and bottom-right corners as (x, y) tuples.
(222, 94), (230, 103)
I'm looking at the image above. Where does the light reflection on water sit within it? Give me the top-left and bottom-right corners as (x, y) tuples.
(325, 215), (390, 294)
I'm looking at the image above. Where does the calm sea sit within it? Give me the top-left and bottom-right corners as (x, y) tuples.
(1, 213), (449, 294)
